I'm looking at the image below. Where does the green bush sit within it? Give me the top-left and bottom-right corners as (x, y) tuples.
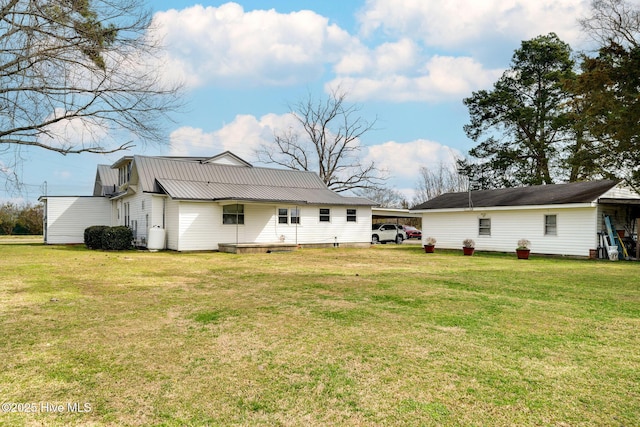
(84, 225), (109, 249)
(101, 226), (133, 250)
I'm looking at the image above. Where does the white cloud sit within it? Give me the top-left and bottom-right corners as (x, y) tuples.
(168, 113), (296, 159)
(365, 139), (462, 181)
(328, 55), (503, 102)
(152, 3), (360, 88)
(358, 0), (589, 49)
(37, 109), (111, 153)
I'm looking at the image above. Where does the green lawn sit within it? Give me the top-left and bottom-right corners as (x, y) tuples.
(1, 242), (639, 426)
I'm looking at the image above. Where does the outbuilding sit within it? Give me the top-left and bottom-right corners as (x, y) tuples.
(411, 180), (640, 257)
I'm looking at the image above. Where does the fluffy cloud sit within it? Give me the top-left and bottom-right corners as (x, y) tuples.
(152, 3), (359, 88)
(358, 0), (589, 49)
(365, 139), (462, 182)
(329, 55), (503, 102)
(168, 113), (297, 159)
(37, 109), (111, 153)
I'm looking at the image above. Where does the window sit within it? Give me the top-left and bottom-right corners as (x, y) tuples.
(291, 208), (300, 224)
(346, 208), (357, 222)
(124, 202), (130, 227)
(118, 163), (131, 186)
(319, 208), (330, 222)
(278, 208), (288, 224)
(478, 218), (491, 235)
(223, 204), (244, 225)
(545, 214), (557, 235)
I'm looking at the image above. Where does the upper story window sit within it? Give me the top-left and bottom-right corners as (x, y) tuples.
(479, 218), (491, 235)
(346, 209), (357, 222)
(545, 214), (557, 235)
(223, 204), (244, 225)
(118, 163), (131, 186)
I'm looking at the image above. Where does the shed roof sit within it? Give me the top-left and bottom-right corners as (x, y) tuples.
(411, 180), (621, 210)
(131, 155), (374, 206)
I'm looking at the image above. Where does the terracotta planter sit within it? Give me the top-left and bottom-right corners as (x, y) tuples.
(424, 244), (435, 253)
(463, 247), (475, 256)
(516, 249), (530, 259)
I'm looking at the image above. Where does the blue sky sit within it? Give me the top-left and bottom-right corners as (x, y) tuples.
(4, 0), (595, 204)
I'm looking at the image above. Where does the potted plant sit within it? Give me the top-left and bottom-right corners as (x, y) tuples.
(424, 237), (436, 253)
(516, 238), (531, 259)
(462, 238), (475, 256)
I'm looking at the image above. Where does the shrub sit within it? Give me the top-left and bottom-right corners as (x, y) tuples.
(84, 225), (109, 249)
(101, 226), (133, 250)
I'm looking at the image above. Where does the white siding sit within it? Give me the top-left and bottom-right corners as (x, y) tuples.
(115, 191), (155, 245)
(150, 196), (166, 229)
(421, 207), (599, 257)
(43, 197), (112, 244)
(177, 202), (219, 251)
(171, 201), (372, 251)
(165, 198), (180, 250)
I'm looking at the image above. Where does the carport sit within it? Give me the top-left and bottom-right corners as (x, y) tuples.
(372, 208), (423, 244)
(372, 208), (422, 223)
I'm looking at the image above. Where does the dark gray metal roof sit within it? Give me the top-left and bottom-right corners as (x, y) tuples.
(411, 180), (621, 210)
(132, 155), (375, 206)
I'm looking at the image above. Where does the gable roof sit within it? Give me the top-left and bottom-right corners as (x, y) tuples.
(411, 180), (621, 210)
(129, 155), (374, 206)
(202, 151), (253, 167)
(93, 164), (119, 196)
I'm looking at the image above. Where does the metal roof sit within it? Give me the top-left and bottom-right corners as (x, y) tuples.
(93, 164), (119, 196)
(411, 180), (621, 210)
(156, 179), (373, 205)
(131, 155), (375, 206)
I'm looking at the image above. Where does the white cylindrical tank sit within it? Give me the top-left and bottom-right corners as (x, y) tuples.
(147, 227), (166, 251)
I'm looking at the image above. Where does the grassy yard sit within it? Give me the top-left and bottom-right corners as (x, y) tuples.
(0, 242), (639, 426)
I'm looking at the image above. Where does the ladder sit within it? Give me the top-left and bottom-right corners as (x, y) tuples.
(604, 215), (629, 259)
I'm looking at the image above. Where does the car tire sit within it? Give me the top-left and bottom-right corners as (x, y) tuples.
(372, 235), (379, 244)
(396, 235), (404, 244)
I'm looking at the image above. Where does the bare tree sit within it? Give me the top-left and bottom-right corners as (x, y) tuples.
(0, 0), (182, 180)
(0, 202), (19, 235)
(580, 0), (640, 48)
(413, 159), (468, 206)
(354, 186), (407, 208)
(256, 89), (386, 192)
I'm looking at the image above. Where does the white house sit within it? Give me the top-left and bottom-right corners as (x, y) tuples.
(411, 180), (640, 257)
(40, 152), (376, 251)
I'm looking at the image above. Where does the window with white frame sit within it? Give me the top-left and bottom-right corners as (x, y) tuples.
(346, 208), (357, 222)
(118, 163), (131, 186)
(124, 202), (130, 227)
(478, 218), (491, 235)
(545, 214), (557, 235)
(223, 204), (244, 224)
(291, 208), (300, 224)
(319, 208), (330, 222)
(278, 208), (288, 224)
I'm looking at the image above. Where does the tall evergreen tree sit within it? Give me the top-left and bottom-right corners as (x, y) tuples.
(459, 33), (577, 189)
(574, 0), (640, 191)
